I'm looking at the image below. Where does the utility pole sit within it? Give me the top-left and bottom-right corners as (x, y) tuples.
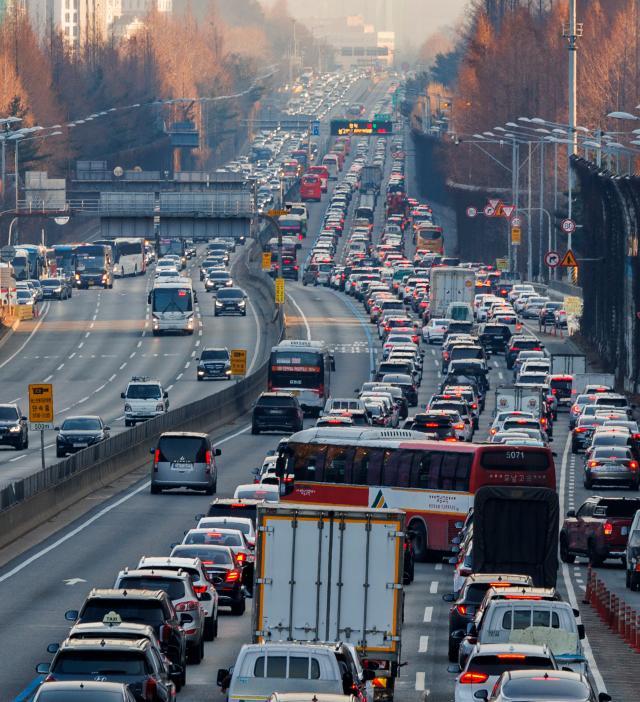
(527, 140), (533, 281)
(538, 140), (545, 280)
(564, 0), (581, 238)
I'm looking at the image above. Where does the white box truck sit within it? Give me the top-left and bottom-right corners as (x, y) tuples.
(550, 353), (587, 375)
(495, 385), (544, 420)
(428, 267), (475, 319)
(252, 504), (405, 701)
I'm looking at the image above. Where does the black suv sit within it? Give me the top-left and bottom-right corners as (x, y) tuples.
(251, 392), (304, 434)
(65, 588), (187, 678)
(197, 347), (231, 380)
(506, 336), (544, 368)
(0, 403), (28, 450)
(478, 323), (512, 354)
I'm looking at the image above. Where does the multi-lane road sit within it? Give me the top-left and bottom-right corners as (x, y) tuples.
(1, 76), (638, 702)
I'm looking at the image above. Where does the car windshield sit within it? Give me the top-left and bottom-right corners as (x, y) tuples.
(81, 600), (165, 626)
(127, 384), (161, 399)
(61, 418), (102, 431)
(217, 289), (244, 299)
(17, 290), (31, 299)
(201, 350), (229, 361)
(117, 576), (185, 600)
(171, 545), (233, 564)
(53, 651), (146, 676)
(41, 280), (62, 288)
(0, 407), (19, 421)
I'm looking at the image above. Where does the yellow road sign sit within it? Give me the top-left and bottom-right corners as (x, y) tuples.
(275, 277), (285, 304)
(559, 249), (578, 267)
(564, 295), (583, 316)
(496, 258), (509, 271)
(511, 226), (521, 245)
(29, 383), (54, 423)
(261, 252), (272, 271)
(230, 349), (247, 376)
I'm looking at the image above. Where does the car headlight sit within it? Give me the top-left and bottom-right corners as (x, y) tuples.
(238, 300), (246, 307)
(156, 403), (165, 411)
(215, 300), (223, 307)
(124, 404), (132, 412)
(9, 425), (21, 433)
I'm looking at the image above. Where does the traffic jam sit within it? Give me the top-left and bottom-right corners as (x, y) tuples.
(21, 90), (630, 702)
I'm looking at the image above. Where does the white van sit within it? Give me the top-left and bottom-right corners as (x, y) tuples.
(322, 154), (339, 180)
(323, 398), (366, 415)
(219, 643), (374, 702)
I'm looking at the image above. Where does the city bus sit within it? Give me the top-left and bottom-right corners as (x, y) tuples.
(11, 244), (47, 280)
(74, 244), (114, 288)
(148, 277), (195, 335)
(415, 224), (444, 255)
(96, 238), (146, 277)
(299, 174), (322, 202)
(267, 340), (335, 416)
(158, 238), (186, 268)
(275, 428), (556, 560)
(48, 245), (78, 279)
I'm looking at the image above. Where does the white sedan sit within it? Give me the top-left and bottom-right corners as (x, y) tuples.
(423, 318), (449, 344)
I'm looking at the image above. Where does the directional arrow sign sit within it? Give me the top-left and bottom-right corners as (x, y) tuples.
(483, 205), (495, 217)
(64, 578), (87, 586)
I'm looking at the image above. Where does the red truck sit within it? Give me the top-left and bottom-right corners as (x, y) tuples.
(560, 496), (640, 566)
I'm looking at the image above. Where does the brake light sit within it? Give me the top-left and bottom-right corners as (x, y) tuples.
(604, 522), (613, 536)
(552, 388), (557, 394)
(455, 604), (467, 616)
(497, 654), (526, 660)
(489, 582), (511, 587)
(175, 600), (199, 612)
(588, 460), (598, 467)
(205, 450), (212, 464)
(225, 569), (241, 582)
(471, 403), (477, 409)
(193, 585), (207, 594)
(144, 676), (157, 700)
(236, 552), (247, 563)
(454, 423), (465, 430)
(154, 449), (160, 467)
(459, 672), (489, 684)
(425, 422), (439, 427)
(505, 594), (542, 600)
(574, 427), (586, 433)
(372, 678), (387, 688)
(444, 437), (458, 442)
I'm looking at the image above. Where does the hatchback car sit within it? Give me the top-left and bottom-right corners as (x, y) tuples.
(251, 392), (304, 434)
(150, 431), (220, 494)
(482, 668), (609, 702)
(584, 446), (639, 489)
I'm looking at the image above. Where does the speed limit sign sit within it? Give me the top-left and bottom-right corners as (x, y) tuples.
(561, 218), (576, 233)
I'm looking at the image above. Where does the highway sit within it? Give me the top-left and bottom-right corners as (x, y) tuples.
(1, 77), (638, 702)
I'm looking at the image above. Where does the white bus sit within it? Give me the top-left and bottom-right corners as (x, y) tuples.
(148, 277), (196, 335)
(113, 237), (146, 277)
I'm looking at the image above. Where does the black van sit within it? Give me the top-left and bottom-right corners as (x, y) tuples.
(251, 392), (304, 434)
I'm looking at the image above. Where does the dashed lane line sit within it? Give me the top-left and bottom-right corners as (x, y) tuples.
(423, 606), (433, 623)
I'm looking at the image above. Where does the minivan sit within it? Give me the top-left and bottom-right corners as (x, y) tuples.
(150, 431), (220, 495)
(218, 643), (373, 702)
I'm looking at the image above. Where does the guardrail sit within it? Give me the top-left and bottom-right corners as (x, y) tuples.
(583, 567), (640, 652)
(0, 244), (281, 550)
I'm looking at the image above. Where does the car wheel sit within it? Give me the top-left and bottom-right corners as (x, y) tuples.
(197, 375), (203, 381)
(150, 484), (162, 495)
(204, 616), (215, 641)
(205, 484), (215, 496)
(584, 477), (592, 490)
(251, 425), (259, 435)
(632, 480), (640, 492)
(571, 442), (579, 454)
(560, 534), (575, 563)
(626, 569), (631, 588)
(448, 638), (459, 663)
(56, 448), (65, 458)
(231, 597), (246, 616)
(187, 641), (203, 665)
(410, 521), (429, 562)
(588, 540), (604, 567)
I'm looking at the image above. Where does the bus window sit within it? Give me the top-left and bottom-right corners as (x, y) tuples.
(293, 444), (327, 482)
(353, 447), (383, 485)
(325, 447), (353, 484)
(383, 450), (413, 487)
(440, 453), (459, 491)
(454, 455), (472, 491)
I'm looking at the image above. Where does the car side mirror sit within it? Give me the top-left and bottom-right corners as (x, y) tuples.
(36, 663), (50, 674)
(567, 509), (576, 518)
(21, 416), (28, 422)
(454, 521), (464, 529)
(121, 392), (126, 399)
(466, 623), (478, 636)
(451, 545), (460, 553)
(170, 542), (178, 549)
(451, 536), (461, 545)
(442, 593), (456, 603)
(54, 426), (60, 431)
(104, 426), (110, 431)
(598, 694), (612, 702)
(64, 610), (79, 622)
(573, 608), (580, 617)
(215, 448), (222, 456)
(163, 391), (169, 399)
(217, 668), (230, 687)
(578, 623), (585, 639)
(47, 643), (59, 654)
(149, 448), (155, 454)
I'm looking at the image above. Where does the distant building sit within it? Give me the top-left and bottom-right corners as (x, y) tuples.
(107, 0), (172, 39)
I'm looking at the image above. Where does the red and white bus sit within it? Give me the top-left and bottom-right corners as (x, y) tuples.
(276, 428), (556, 560)
(308, 165), (329, 192)
(299, 174), (322, 202)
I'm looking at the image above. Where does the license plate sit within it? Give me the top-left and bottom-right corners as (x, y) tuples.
(622, 526), (629, 536)
(290, 390), (300, 396)
(604, 464), (627, 472)
(171, 462), (194, 471)
(269, 409), (284, 415)
(73, 443), (87, 448)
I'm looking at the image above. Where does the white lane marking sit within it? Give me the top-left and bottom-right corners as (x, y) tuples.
(498, 371), (504, 379)
(191, 350), (196, 358)
(129, 352), (136, 359)
(0, 302), (50, 370)
(78, 396), (89, 404)
(94, 384), (106, 393)
(78, 342), (84, 349)
(423, 606), (433, 623)
(184, 362), (190, 369)
(0, 422), (252, 584)
(119, 362), (127, 370)
(137, 340), (142, 348)
(9, 454), (26, 462)
(419, 636), (429, 653)
(68, 352), (76, 359)
(166, 384), (174, 392)
(176, 373), (183, 381)
(195, 340), (200, 347)
(198, 329), (202, 336)
(435, 563), (443, 571)
(429, 581), (439, 594)
(415, 672), (425, 691)
(89, 323), (95, 329)
(559, 431), (606, 693)
(85, 331), (90, 338)
(108, 374), (116, 382)
(43, 374), (53, 382)
(286, 291), (311, 341)
(493, 359), (499, 367)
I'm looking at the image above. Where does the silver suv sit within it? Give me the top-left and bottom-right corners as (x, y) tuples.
(137, 556), (219, 640)
(113, 568), (205, 662)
